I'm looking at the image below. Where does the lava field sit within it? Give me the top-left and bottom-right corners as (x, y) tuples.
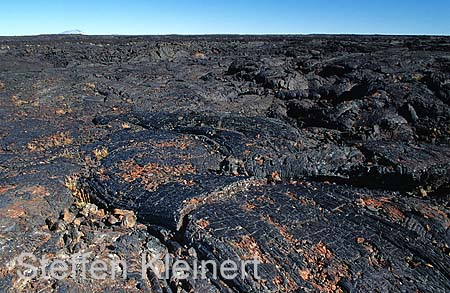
(0, 35), (449, 292)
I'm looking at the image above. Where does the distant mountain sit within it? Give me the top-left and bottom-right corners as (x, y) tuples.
(59, 29), (85, 35)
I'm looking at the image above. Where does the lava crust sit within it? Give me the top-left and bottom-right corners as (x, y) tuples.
(0, 35), (449, 292)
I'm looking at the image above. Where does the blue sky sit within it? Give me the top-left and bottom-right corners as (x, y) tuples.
(1, 0), (449, 35)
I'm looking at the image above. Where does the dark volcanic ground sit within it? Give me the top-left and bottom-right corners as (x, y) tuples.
(0, 35), (449, 292)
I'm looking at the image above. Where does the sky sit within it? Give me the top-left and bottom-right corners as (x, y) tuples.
(0, 0), (449, 36)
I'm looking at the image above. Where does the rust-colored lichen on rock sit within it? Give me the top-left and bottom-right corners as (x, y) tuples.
(118, 159), (197, 191)
(297, 241), (351, 293)
(356, 196), (390, 210)
(419, 204), (450, 229)
(2, 201), (27, 219)
(272, 274), (298, 292)
(195, 218), (210, 229)
(356, 238), (391, 269)
(29, 185), (50, 196)
(270, 171), (282, 182)
(0, 184), (16, 194)
(151, 135), (192, 150)
(242, 202), (256, 211)
(284, 190), (317, 206)
(230, 235), (269, 263)
(356, 196), (405, 222)
(0, 185), (50, 219)
(356, 196), (391, 210)
(383, 204), (406, 222)
(262, 215), (299, 247)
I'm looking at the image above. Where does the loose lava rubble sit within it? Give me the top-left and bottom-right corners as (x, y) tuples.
(0, 34), (449, 292)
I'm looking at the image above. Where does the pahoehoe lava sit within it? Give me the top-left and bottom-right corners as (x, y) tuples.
(0, 35), (449, 292)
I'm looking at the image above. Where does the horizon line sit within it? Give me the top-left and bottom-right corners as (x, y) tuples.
(1, 33), (449, 37)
